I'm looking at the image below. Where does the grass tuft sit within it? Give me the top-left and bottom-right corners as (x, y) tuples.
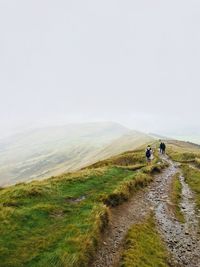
(194, 158), (200, 168)
(102, 173), (152, 207)
(170, 173), (185, 223)
(120, 214), (170, 267)
(181, 164), (200, 210)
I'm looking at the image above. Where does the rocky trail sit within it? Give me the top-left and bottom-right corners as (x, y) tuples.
(91, 156), (200, 267)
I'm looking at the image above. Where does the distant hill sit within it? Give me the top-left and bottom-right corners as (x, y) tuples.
(0, 122), (129, 186)
(88, 130), (154, 165)
(171, 135), (200, 145)
(166, 139), (200, 151)
(149, 133), (169, 140)
(0, 122), (154, 186)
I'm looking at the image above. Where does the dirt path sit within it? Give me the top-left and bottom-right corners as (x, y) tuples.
(91, 156), (200, 267)
(150, 159), (200, 267)
(91, 188), (150, 267)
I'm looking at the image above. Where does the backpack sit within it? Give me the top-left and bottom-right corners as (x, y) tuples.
(146, 149), (151, 158)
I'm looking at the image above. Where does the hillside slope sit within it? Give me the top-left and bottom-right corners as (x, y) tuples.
(89, 130), (154, 164)
(0, 147), (164, 267)
(0, 123), (153, 187)
(0, 122), (129, 186)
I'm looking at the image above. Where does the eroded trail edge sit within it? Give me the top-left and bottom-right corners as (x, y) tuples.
(91, 157), (200, 267)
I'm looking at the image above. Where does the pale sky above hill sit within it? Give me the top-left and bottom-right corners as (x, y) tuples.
(0, 0), (200, 138)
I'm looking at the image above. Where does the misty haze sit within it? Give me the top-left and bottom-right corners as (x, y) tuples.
(1, 1), (200, 267)
(0, 0), (199, 185)
(0, 122), (155, 186)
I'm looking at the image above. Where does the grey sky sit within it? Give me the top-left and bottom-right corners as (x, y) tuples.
(0, 0), (200, 137)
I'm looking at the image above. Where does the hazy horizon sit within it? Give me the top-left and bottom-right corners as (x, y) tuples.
(1, 1), (200, 138)
(0, 121), (199, 146)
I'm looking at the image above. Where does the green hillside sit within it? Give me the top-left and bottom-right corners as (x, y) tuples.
(0, 147), (165, 267)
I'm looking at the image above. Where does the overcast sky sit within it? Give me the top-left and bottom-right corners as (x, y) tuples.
(0, 0), (200, 137)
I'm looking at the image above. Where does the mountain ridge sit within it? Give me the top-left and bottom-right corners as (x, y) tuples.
(0, 122), (153, 186)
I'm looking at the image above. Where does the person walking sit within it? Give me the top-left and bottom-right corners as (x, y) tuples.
(159, 142), (166, 154)
(162, 142), (166, 154)
(160, 142), (163, 154)
(146, 145), (153, 164)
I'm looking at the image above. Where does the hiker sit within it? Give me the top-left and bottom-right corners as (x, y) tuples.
(160, 142), (163, 154)
(162, 142), (166, 154)
(160, 142), (166, 154)
(146, 145), (153, 164)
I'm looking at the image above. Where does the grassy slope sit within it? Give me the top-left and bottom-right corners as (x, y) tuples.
(120, 215), (170, 267)
(0, 148), (165, 267)
(181, 165), (200, 210)
(194, 157), (200, 168)
(170, 173), (185, 223)
(166, 140), (200, 163)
